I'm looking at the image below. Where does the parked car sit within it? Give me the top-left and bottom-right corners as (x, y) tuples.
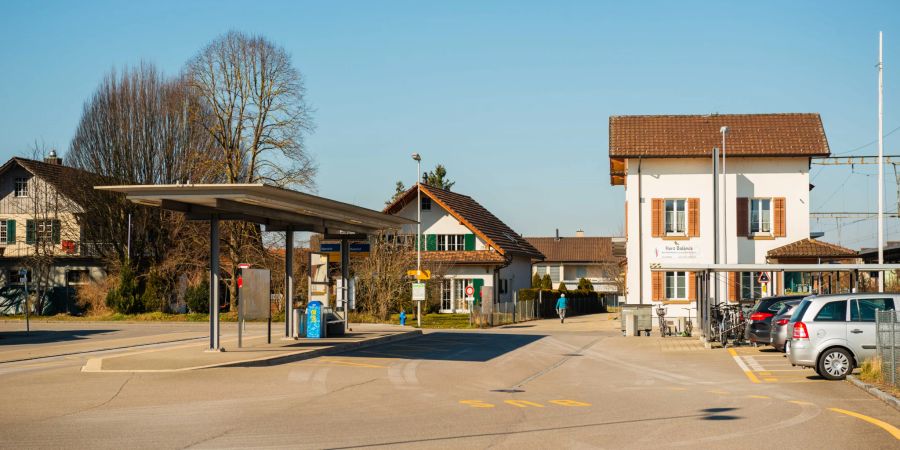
(770, 299), (803, 352)
(745, 295), (806, 346)
(788, 293), (897, 380)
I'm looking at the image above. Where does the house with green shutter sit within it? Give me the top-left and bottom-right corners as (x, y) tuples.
(385, 184), (543, 313)
(0, 153), (105, 297)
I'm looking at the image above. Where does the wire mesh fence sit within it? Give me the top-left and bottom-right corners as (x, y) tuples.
(875, 310), (900, 388)
(469, 292), (606, 328)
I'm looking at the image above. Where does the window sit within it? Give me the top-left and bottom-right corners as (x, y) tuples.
(750, 198), (772, 234)
(814, 300), (847, 322)
(665, 199), (686, 235)
(851, 298), (895, 322)
(575, 266), (587, 279)
(0, 220), (6, 244)
(499, 279), (508, 295)
(437, 234), (465, 251)
(36, 220), (53, 242)
(441, 279), (452, 311)
(665, 271), (687, 299)
(740, 272), (764, 300)
(14, 178), (28, 197)
(536, 266), (548, 276)
(421, 196), (431, 211)
(549, 266), (561, 284)
(67, 270), (91, 285)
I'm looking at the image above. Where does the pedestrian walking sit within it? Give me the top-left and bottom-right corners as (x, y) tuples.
(556, 293), (567, 323)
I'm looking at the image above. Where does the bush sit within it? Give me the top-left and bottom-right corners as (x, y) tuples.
(541, 274), (552, 290)
(141, 270), (167, 313)
(577, 278), (594, 291)
(531, 273), (542, 289)
(185, 279), (210, 314)
(106, 262), (143, 314)
(557, 282), (568, 292)
(76, 276), (114, 316)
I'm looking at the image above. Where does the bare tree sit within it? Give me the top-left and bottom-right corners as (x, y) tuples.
(186, 31), (317, 309)
(353, 233), (414, 320)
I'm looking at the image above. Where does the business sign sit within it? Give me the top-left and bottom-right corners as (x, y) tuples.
(655, 243), (698, 259)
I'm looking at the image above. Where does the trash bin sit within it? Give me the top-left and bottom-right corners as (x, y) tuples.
(293, 309), (306, 338)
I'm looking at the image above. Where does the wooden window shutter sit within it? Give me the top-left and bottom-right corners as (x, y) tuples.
(651, 199), (663, 237)
(25, 220), (35, 245)
(774, 197), (786, 237)
(52, 220), (61, 245)
(426, 234), (437, 251)
(736, 198), (749, 237)
(6, 219), (15, 244)
(727, 272), (737, 302)
(688, 272), (696, 301)
(688, 198), (700, 237)
(464, 234), (476, 251)
(652, 271), (664, 302)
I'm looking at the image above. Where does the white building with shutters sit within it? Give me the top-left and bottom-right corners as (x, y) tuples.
(0, 154), (106, 313)
(385, 184), (544, 313)
(609, 113), (831, 319)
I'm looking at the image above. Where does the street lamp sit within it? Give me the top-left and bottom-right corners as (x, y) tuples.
(411, 152), (422, 328)
(720, 126), (729, 265)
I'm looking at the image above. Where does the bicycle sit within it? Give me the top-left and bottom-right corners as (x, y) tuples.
(656, 305), (668, 337)
(681, 307), (694, 337)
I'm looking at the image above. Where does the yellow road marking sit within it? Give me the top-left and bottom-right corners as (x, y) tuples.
(707, 390), (730, 395)
(764, 378), (778, 382)
(728, 348), (761, 384)
(747, 395), (770, 399)
(505, 400), (545, 408)
(788, 400), (815, 406)
(460, 400), (495, 408)
(829, 408), (900, 440)
(550, 400), (591, 407)
(320, 358), (386, 368)
(759, 372), (772, 376)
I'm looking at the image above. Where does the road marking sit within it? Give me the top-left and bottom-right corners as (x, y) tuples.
(320, 358), (385, 368)
(504, 400), (545, 408)
(460, 400), (495, 408)
(759, 371), (772, 376)
(707, 390), (730, 395)
(788, 400), (815, 406)
(829, 408), (900, 440)
(549, 400), (591, 407)
(745, 356), (765, 371)
(764, 378), (778, 382)
(727, 348), (761, 383)
(747, 395), (770, 399)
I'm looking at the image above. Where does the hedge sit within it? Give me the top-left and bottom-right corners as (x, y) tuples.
(516, 288), (606, 318)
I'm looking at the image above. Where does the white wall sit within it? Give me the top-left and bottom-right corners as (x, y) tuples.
(500, 255), (532, 302)
(394, 198), (487, 250)
(623, 156), (811, 317)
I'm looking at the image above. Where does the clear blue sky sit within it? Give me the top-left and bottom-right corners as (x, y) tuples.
(1, 1), (899, 248)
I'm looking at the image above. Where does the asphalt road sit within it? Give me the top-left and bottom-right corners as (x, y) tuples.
(1, 315), (898, 449)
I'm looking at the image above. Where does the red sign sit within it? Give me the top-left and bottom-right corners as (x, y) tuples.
(465, 285), (475, 297)
(758, 272), (770, 284)
(238, 263), (251, 269)
(237, 276), (243, 289)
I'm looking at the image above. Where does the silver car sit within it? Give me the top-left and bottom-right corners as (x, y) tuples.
(788, 293), (897, 380)
(770, 300), (802, 352)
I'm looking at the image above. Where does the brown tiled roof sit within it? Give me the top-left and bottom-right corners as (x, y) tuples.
(384, 184), (544, 259)
(525, 237), (617, 263)
(0, 157), (99, 207)
(609, 113), (830, 158)
(420, 250), (506, 265)
(767, 238), (857, 258)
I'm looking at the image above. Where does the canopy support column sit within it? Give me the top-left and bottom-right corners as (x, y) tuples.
(209, 214), (221, 351)
(341, 237), (350, 333)
(285, 228), (294, 338)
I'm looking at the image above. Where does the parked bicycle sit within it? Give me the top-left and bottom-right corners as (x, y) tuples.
(656, 305), (668, 337)
(708, 303), (745, 347)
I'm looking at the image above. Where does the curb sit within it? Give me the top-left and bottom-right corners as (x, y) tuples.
(847, 375), (900, 413)
(83, 330), (423, 372)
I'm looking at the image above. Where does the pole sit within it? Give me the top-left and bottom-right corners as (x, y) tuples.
(878, 31), (885, 291)
(285, 229), (294, 338)
(127, 213), (131, 261)
(209, 215), (220, 351)
(341, 238), (350, 333)
(637, 157), (644, 305)
(24, 272), (29, 333)
(713, 148), (720, 308)
(721, 128), (728, 265)
(416, 157), (422, 327)
(238, 269), (243, 349)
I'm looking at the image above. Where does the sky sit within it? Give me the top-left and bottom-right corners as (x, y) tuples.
(1, 0), (899, 249)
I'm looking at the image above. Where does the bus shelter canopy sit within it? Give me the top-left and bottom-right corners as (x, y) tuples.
(95, 183), (414, 234)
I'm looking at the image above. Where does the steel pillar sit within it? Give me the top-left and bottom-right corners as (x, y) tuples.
(209, 215), (220, 351)
(285, 229), (294, 338)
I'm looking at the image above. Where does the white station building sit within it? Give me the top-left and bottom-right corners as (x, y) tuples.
(609, 113), (832, 318)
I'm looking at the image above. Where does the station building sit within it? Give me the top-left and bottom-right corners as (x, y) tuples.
(610, 113), (833, 318)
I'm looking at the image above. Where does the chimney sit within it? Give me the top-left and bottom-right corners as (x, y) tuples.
(555, 228), (559, 241)
(44, 150), (62, 165)
(576, 229), (585, 238)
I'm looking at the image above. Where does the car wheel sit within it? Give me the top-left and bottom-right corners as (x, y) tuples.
(818, 348), (853, 380)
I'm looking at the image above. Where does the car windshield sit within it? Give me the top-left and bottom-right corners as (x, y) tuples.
(790, 299), (811, 322)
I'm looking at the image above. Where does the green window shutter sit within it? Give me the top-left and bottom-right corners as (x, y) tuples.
(25, 220), (34, 245)
(52, 220), (61, 244)
(473, 278), (484, 302)
(6, 220), (15, 244)
(426, 234), (437, 251)
(464, 234), (476, 251)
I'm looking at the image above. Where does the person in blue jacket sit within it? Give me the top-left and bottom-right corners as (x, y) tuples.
(556, 293), (567, 324)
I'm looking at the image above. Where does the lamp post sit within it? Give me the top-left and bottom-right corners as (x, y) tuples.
(412, 152), (422, 327)
(720, 126), (729, 266)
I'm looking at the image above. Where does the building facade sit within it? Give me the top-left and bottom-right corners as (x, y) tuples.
(526, 232), (624, 303)
(610, 113), (831, 318)
(385, 184), (543, 313)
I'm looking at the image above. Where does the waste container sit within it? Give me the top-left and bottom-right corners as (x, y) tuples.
(293, 309), (307, 338)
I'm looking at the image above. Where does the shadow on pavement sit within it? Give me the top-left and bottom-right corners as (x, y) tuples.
(699, 407), (742, 421)
(340, 332), (546, 362)
(0, 329), (117, 346)
(499, 325), (536, 329)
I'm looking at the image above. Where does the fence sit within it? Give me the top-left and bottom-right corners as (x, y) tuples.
(469, 290), (606, 327)
(876, 310), (900, 388)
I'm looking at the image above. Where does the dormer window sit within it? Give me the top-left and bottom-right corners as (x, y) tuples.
(14, 178), (28, 197)
(421, 196), (431, 211)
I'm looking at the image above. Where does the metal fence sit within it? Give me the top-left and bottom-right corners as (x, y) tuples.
(876, 310), (900, 388)
(470, 299), (539, 327)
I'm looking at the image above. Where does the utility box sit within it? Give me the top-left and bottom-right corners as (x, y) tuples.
(305, 301), (325, 338)
(623, 311), (636, 336)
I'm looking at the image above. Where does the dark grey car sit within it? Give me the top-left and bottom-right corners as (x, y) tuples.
(769, 300), (802, 352)
(745, 295), (806, 345)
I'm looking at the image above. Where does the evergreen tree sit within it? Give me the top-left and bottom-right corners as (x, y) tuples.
(541, 274), (552, 290)
(557, 282), (568, 292)
(577, 277), (594, 291)
(425, 164), (455, 190)
(386, 180), (406, 205)
(106, 260), (142, 314)
(531, 273), (542, 288)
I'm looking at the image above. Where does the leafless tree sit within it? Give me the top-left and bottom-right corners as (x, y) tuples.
(185, 31), (317, 309)
(353, 233), (414, 321)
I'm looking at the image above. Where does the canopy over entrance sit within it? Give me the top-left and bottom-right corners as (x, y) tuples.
(97, 184), (414, 351)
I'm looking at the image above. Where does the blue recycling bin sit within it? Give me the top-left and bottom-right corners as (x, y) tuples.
(305, 301), (326, 338)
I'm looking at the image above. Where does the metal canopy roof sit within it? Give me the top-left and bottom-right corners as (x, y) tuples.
(650, 263), (900, 272)
(96, 184), (414, 234)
